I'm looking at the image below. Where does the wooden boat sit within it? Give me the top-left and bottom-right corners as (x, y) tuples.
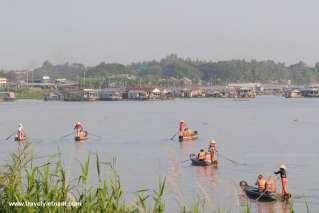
(75, 131), (88, 142)
(189, 154), (218, 167)
(14, 133), (26, 142)
(240, 180), (291, 202)
(179, 131), (198, 142)
(14, 136), (26, 142)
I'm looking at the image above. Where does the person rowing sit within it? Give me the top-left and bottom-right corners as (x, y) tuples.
(15, 123), (26, 141)
(179, 120), (186, 132)
(274, 164), (290, 198)
(74, 121), (87, 141)
(208, 140), (217, 163)
(74, 121), (84, 137)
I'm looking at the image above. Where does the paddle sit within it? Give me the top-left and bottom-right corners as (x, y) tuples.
(5, 130), (16, 141)
(182, 154), (196, 163)
(256, 189), (268, 202)
(170, 130), (179, 140)
(217, 151), (247, 166)
(181, 159), (191, 163)
(88, 132), (102, 138)
(60, 132), (74, 139)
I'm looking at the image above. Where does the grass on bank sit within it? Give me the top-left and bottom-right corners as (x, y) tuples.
(15, 88), (46, 99)
(0, 142), (307, 213)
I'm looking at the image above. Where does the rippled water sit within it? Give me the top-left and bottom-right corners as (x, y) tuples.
(0, 96), (318, 212)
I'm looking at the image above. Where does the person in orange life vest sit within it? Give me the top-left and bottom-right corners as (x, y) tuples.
(16, 123), (25, 140)
(182, 128), (191, 137)
(255, 174), (266, 192)
(74, 121), (84, 137)
(208, 140), (217, 162)
(265, 176), (276, 193)
(274, 164), (289, 195)
(197, 149), (206, 161)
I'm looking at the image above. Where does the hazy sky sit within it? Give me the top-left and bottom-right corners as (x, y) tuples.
(0, 0), (318, 69)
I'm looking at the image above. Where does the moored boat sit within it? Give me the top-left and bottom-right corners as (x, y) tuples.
(179, 131), (198, 142)
(189, 154), (218, 167)
(240, 180), (291, 202)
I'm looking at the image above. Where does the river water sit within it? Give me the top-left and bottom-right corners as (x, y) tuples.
(0, 96), (318, 212)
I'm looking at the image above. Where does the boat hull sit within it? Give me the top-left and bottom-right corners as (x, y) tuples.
(75, 131), (88, 142)
(14, 137), (26, 142)
(240, 180), (291, 202)
(190, 155), (218, 167)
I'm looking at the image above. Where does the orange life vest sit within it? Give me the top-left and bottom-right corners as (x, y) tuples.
(257, 179), (266, 192)
(198, 151), (205, 160)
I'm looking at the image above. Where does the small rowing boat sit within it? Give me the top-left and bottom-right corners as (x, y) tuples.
(75, 131), (88, 142)
(14, 133), (26, 142)
(179, 131), (198, 142)
(240, 180), (291, 202)
(14, 136), (26, 142)
(189, 154), (218, 167)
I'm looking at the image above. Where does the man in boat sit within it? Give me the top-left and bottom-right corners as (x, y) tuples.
(208, 140), (217, 162)
(197, 149), (206, 161)
(74, 121), (84, 137)
(16, 123), (26, 141)
(274, 164), (289, 196)
(179, 120), (185, 132)
(255, 174), (266, 192)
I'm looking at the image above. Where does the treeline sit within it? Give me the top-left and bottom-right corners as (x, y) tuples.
(4, 54), (319, 85)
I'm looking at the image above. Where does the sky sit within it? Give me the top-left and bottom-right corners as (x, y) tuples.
(0, 0), (319, 69)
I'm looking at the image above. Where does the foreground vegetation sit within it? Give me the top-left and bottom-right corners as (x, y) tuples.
(0, 142), (306, 212)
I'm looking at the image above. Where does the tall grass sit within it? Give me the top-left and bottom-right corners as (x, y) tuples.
(0, 142), (167, 213)
(0, 142), (309, 212)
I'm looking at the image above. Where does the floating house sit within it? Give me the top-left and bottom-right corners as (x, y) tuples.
(0, 92), (16, 101)
(63, 89), (99, 101)
(301, 87), (319, 97)
(43, 92), (64, 101)
(99, 88), (124, 101)
(284, 88), (303, 98)
(0, 78), (8, 88)
(127, 87), (162, 100)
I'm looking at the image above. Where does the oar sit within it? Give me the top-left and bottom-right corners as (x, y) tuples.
(256, 189), (268, 202)
(60, 132), (74, 139)
(217, 151), (247, 166)
(182, 154), (196, 163)
(5, 130), (16, 140)
(170, 130), (179, 140)
(88, 132), (102, 138)
(181, 159), (191, 163)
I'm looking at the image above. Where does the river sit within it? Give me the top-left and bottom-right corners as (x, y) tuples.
(0, 96), (318, 212)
